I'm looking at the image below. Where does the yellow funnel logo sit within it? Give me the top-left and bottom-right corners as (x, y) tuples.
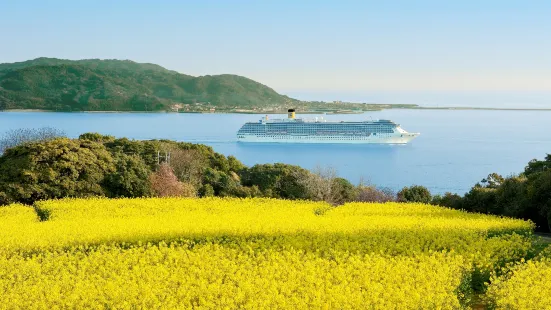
(288, 109), (296, 119)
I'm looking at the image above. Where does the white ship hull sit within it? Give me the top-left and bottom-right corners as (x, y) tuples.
(237, 112), (420, 144)
(237, 133), (419, 144)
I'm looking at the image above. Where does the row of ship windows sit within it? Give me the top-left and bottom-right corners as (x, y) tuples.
(243, 126), (393, 130)
(251, 123), (392, 126)
(240, 126), (393, 130)
(239, 130), (394, 134)
(243, 124), (393, 128)
(241, 124), (393, 128)
(238, 134), (390, 139)
(240, 127), (394, 132)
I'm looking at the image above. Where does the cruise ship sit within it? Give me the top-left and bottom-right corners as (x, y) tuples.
(237, 109), (419, 144)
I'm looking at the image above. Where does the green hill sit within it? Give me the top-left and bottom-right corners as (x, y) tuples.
(0, 58), (298, 111)
(0, 57), (177, 76)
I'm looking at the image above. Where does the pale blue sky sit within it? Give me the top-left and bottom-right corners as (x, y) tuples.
(1, 0), (550, 98)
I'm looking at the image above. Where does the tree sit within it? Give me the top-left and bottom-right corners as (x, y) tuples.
(231, 185), (262, 198)
(104, 138), (159, 169)
(103, 153), (153, 198)
(240, 163), (311, 199)
(210, 153), (231, 173)
(330, 177), (357, 205)
(0, 127), (65, 154)
(450, 166), (551, 232)
(199, 184), (215, 197)
(397, 185), (432, 204)
(432, 192), (463, 209)
(276, 168), (311, 199)
(495, 176), (527, 218)
(149, 163), (196, 197)
(168, 149), (205, 187)
(526, 170), (551, 231)
(523, 156), (551, 229)
(524, 154), (551, 177)
(240, 164), (282, 194)
(0, 138), (115, 205)
(480, 173), (505, 189)
(79, 132), (116, 143)
(227, 155), (245, 173)
(462, 187), (498, 214)
(202, 167), (239, 197)
(357, 186), (396, 203)
(298, 166), (348, 205)
(461, 174), (512, 215)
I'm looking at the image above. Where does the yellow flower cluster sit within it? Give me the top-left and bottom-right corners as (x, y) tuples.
(0, 203), (39, 226)
(1, 198), (532, 254)
(0, 244), (468, 309)
(0, 198), (536, 308)
(486, 257), (551, 309)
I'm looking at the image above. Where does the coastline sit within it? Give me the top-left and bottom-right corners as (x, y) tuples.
(0, 109), (170, 113)
(2, 106), (551, 114)
(409, 107), (551, 111)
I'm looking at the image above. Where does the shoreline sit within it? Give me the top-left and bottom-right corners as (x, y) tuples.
(2, 106), (551, 114)
(409, 107), (551, 111)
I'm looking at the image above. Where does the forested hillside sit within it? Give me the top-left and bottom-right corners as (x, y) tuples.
(0, 58), (298, 111)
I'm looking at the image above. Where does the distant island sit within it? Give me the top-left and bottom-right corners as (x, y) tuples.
(0, 58), (417, 113)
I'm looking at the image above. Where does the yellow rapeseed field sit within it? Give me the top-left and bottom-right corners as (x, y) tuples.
(0, 198), (539, 309)
(486, 257), (551, 309)
(1, 245), (468, 309)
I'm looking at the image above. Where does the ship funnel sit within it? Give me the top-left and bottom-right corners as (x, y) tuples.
(288, 109), (296, 119)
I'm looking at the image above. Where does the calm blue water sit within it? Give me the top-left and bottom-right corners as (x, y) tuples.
(1, 110), (550, 195)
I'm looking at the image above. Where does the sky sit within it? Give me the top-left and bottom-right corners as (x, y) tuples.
(1, 0), (550, 104)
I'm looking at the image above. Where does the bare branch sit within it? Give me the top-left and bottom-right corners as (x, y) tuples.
(0, 127), (66, 154)
(168, 149), (206, 187)
(356, 186), (397, 203)
(149, 163), (196, 197)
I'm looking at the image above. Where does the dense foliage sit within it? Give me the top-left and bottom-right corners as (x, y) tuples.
(103, 153), (153, 198)
(240, 163), (311, 199)
(0, 138), (115, 205)
(398, 185), (432, 204)
(434, 155), (551, 232)
(0, 58), (298, 111)
(0, 198), (538, 308)
(0, 135), (365, 205)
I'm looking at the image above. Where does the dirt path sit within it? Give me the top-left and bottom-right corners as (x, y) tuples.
(535, 233), (551, 244)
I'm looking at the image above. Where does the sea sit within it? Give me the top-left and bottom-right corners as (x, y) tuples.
(1, 108), (550, 195)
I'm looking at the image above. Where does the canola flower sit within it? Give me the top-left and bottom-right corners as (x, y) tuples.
(0, 198), (533, 255)
(486, 257), (551, 309)
(0, 203), (39, 226)
(0, 244), (469, 309)
(0, 197), (538, 309)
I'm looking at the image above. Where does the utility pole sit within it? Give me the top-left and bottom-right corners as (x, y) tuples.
(157, 151), (171, 165)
